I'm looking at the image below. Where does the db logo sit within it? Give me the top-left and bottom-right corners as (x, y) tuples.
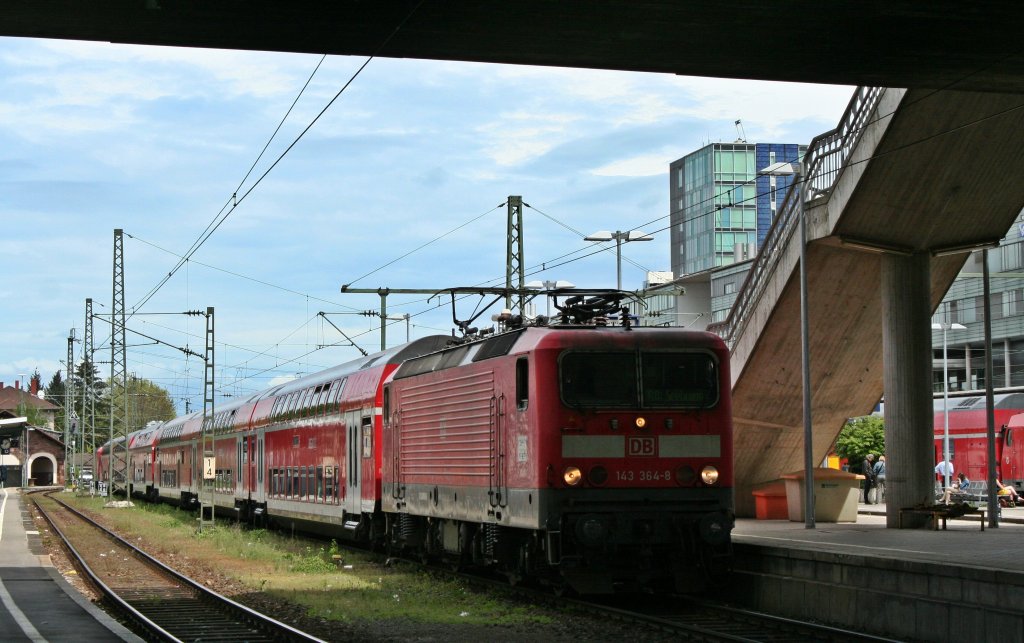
(627, 437), (656, 457)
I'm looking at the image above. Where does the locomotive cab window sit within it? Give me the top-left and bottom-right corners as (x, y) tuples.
(561, 352), (637, 407)
(641, 351), (718, 407)
(560, 350), (718, 408)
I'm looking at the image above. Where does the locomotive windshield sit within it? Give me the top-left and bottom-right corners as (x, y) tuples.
(560, 350), (718, 408)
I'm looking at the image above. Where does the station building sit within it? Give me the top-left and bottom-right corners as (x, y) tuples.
(0, 382), (66, 486)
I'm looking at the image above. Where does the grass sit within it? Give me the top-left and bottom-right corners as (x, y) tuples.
(62, 495), (550, 628)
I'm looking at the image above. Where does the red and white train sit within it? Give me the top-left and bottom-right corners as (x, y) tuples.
(97, 304), (734, 593)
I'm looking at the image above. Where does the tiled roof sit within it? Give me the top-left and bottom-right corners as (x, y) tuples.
(0, 386), (59, 412)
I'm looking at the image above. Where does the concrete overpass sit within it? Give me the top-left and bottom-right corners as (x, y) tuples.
(713, 86), (1024, 517)
(1, 1), (1023, 92)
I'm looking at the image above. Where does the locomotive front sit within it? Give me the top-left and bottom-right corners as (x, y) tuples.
(381, 300), (733, 595)
(531, 327), (734, 593)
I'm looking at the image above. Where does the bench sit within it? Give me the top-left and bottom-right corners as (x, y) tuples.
(899, 504), (986, 531)
(934, 480), (989, 506)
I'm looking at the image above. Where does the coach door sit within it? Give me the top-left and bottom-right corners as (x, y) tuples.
(344, 409), (362, 515)
(249, 434), (261, 496)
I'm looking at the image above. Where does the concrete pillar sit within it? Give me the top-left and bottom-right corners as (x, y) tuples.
(882, 252), (934, 527)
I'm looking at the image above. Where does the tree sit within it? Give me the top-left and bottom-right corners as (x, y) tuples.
(835, 415), (885, 472)
(104, 375), (176, 430)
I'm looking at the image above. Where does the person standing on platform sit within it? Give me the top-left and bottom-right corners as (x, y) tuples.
(935, 459), (953, 482)
(862, 453), (876, 504)
(872, 455), (886, 504)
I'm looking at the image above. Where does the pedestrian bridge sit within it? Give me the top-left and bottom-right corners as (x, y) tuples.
(710, 87), (1024, 515)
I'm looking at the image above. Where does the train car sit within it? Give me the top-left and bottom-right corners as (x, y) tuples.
(127, 421), (163, 501)
(381, 317), (734, 593)
(239, 335), (449, 536)
(932, 392), (1024, 491)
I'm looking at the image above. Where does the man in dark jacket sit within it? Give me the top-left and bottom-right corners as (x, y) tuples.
(862, 454), (876, 504)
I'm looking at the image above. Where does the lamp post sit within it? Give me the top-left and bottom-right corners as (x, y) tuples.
(761, 161), (814, 528)
(526, 280), (575, 316)
(932, 322), (966, 488)
(583, 230), (653, 290)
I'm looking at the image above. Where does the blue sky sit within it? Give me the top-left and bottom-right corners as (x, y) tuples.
(0, 37), (853, 411)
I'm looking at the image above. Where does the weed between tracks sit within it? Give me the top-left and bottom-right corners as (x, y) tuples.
(61, 495), (549, 630)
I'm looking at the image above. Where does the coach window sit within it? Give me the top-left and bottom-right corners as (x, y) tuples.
(299, 388), (313, 417)
(332, 378), (348, 411)
(362, 416), (373, 458)
(383, 387), (390, 420)
(516, 357), (529, 411)
(325, 466), (335, 502)
(324, 380), (339, 415)
(314, 384), (328, 416)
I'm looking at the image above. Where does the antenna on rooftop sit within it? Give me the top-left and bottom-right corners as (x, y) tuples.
(735, 119), (747, 142)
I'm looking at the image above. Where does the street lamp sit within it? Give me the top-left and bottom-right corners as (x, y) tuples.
(526, 280), (575, 316)
(932, 321), (966, 488)
(583, 230), (653, 290)
(760, 161), (814, 528)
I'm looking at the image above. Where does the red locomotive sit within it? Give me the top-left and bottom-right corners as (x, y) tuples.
(933, 392), (1024, 493)
(97, 292), (735, 593)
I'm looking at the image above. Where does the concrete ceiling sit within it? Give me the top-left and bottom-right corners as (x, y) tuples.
(2, 1), (1024, 93)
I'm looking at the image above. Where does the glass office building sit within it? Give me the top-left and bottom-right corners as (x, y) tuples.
(669, 142), (804, 277)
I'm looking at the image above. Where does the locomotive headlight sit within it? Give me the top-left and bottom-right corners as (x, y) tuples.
(563, 466), (583, 486)
(635, 416), (647, 429)
(700, 465), (720, 486)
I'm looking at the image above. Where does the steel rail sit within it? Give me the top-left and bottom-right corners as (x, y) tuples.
(33, 491), (325, 643)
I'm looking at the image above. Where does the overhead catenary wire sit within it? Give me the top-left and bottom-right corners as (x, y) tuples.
(132, 1), (428, 314)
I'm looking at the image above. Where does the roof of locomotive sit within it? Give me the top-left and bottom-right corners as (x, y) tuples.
(393, 324), (726, 381)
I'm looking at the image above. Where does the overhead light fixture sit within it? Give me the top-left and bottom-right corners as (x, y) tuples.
(838, 236), (914, 256)
(931, 239), (1001, 257)
(758, 161), (801, 176)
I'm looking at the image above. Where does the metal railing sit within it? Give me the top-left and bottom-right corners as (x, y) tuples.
(707, 86), (885, 345)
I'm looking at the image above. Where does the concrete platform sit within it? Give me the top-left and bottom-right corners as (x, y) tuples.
(736, 501), (1024, 573)
(731, 503), (1024, 641)
(0, 486), (140, 642)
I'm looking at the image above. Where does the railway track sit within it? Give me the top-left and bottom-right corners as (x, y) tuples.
(394, 552), (899, 642)
(31, 491), (324, 643)
(33, 490), (896, 642)
(576, 593), (902, 642)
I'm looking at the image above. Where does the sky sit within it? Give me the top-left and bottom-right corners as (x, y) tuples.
(0, 37), (854, 412)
